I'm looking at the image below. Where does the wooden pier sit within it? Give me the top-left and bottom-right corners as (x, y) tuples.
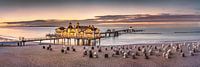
(100, 28), (143, 37)
(0, 28), (143, 46)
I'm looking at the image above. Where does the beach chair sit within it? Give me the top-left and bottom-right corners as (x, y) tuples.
(93, 52), (98, 58)
(132, 53), (136, 59)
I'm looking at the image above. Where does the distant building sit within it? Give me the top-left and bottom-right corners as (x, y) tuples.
(55, 22), (100, 38)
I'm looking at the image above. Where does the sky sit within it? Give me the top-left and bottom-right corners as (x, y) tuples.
(0, 0), (200, 22)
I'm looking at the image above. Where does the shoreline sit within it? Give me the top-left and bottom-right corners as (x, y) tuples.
(1, 41), (200, 67)
(1, 39), (200, 47)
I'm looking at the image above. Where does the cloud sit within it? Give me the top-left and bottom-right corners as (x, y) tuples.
(0, 0), (199, 6)
(196, 8), (200, 10)
(94, 14), (200, 22)
(0, 0), (66, 5)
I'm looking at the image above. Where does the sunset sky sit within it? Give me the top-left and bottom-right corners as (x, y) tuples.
(0, 0), (200, 22)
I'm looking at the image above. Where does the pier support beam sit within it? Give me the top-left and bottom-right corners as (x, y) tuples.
(77, 39), (80, 46)
(39, 40), (42, 45)
(53, 39), (56, 45)
(22, 41), (25, 46)
(82, 39), (85, 46)
(57, 39), (59, 44)
(88, 39), (91, 46)
(67, 38), (69, 45)
(69, 39), (71, 45)
(49, 40), (51, 43)
(93, 39), (96, 46)
(99, 38), (101, 46)
(74, 39), (76, 45)
(64, 38), (66, 45)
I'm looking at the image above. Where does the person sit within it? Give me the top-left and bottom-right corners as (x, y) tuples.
(48, 45), (51, 48)
(83, 46), (86, 49)
(110, 46), (113, 50)
(42, 46), (45, 49)
(91, 46), (94, 50)
(105, 48), (108, 51)
(73, 48), (76, 52)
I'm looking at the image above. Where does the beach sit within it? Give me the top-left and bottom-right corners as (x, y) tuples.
(1, 0), (200, 67)
(0, 42), (200, 67)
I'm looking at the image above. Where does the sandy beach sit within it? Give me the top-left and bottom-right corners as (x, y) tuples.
(0, 42), (200, 67)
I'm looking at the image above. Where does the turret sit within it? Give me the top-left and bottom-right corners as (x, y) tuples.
(69, 22), (72, 26)
(88, 25), (92, 29)
(68, 22), (73, 29)
(76, 22), (80, 28)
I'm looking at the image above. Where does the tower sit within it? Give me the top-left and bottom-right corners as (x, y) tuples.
(68, 22), (73, 29)
(76, 22), (80, 28)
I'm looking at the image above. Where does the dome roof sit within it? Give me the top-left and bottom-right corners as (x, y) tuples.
(57, 27), (66, 30)
(68, 22), (74, 29)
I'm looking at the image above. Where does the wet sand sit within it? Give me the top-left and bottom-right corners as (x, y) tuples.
(0, 42), (200, 67)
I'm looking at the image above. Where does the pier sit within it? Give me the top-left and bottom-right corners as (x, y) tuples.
(0, 28), (143, 46)
(0, 23), (143, 46)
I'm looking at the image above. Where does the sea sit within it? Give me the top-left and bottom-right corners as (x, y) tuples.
(1, 22), (200, 46)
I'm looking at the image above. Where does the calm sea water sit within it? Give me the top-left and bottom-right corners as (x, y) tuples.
(1, 22), (200, 45)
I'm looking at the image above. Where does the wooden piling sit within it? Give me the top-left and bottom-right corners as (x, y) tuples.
(53, 39), (56, 45)
(64, 38), (66, 45)
(77, 39), (80, 46)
